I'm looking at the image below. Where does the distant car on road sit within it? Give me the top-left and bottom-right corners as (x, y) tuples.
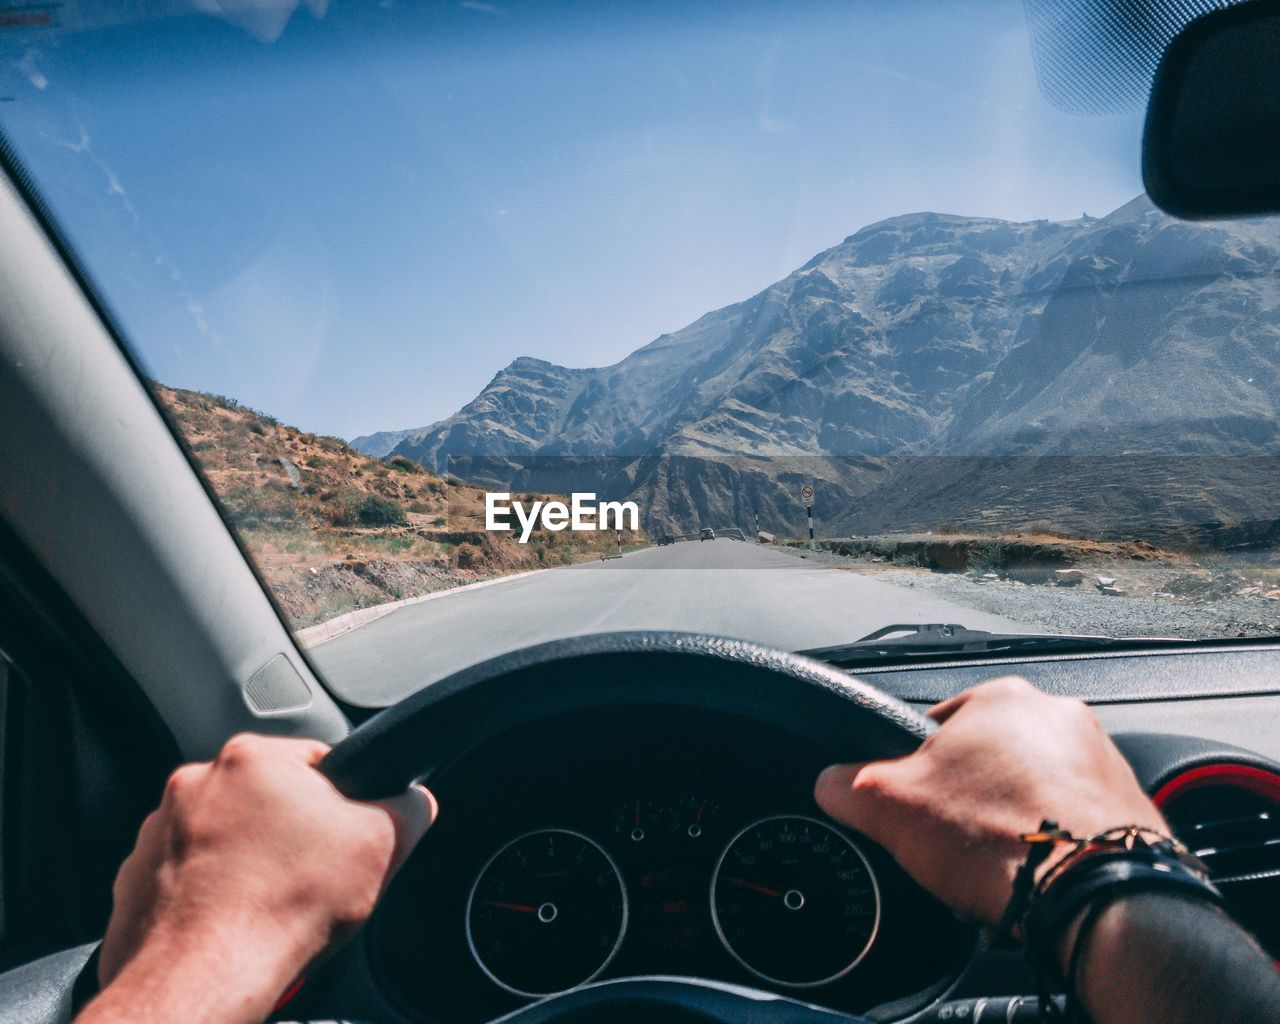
(655, 534), (675, 546)
(699, 528), (716, 541)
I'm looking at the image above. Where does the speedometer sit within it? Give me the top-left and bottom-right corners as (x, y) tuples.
(466, 829), (627, 998)
(710, 815), (880, 987)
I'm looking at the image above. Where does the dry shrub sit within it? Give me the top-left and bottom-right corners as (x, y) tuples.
(455, 542), (478, 570)
(1021, 520), (1074, 539)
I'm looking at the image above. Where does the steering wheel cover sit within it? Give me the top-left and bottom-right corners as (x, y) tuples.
(320, 631), (934, 800)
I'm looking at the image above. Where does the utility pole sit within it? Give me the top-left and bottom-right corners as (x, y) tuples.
(754, 508), (760, 538)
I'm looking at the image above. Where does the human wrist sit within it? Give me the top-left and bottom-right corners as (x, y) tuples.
(1055, 893), (1226, 1024)
(83, 908), (319, 1024)
(1017, 843), (1226, 1023)
(1072, 891), (1280, 1024)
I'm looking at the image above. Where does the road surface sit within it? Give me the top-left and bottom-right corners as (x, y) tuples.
(311, 541), (1036, 705)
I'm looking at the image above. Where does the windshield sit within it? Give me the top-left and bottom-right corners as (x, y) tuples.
(3, 0), (1277, 705)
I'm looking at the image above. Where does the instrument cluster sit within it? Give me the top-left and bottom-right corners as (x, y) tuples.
(368, 708), (970, 1023)
(463, 803), (880, 998)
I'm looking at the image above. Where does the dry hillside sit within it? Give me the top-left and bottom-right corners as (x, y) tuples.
(156, 385), (645, 629)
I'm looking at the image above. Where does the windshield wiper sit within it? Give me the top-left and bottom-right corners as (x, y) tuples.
(799, 623), (1190, 668)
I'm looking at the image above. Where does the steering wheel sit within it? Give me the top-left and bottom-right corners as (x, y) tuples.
(315, 631), (945, 1024)
(0, 632), (944, 1024)
(319, 631), (933, 799)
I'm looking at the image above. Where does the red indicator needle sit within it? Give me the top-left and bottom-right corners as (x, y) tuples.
(484, 900), (537, 914)
(724, 877), (782, 898)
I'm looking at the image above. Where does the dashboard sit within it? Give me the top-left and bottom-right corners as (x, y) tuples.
(333, 643), (1280, 1024)
(369, 707), (971, 1023)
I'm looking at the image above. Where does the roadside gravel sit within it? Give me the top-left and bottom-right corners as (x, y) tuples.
(782, 547), (1280, 639)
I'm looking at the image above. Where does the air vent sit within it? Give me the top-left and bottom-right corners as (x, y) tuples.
(1156, 763), (1280, 958)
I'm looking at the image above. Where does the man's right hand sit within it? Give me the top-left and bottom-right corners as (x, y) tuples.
(814, 676), (1166, 925)
(814, 677), (1280, 1024)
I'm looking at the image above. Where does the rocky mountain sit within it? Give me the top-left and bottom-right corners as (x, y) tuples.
(349, 427), (417, 457)
(377, 196), (1280, 542)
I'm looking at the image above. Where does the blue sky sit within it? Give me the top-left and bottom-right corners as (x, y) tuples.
(0, 0), (1146, 439)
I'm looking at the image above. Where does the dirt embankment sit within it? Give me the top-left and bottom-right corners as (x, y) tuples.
(269, 558), (464, 627)
(797, 533), (1162, 581)
(156, 385), (644, 629)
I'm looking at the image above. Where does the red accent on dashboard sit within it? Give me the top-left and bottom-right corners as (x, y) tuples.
(1153, 762), (1280, 974)
(1153, 762), (1280, 807)
(273, 978), (304, 1013)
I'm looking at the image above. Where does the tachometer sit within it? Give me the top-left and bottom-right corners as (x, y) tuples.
(466, 829), (627, 997)
(710, 815), (880, 987)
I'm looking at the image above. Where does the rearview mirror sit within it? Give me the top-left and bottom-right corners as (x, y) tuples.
(1143, 0), (1280, 219)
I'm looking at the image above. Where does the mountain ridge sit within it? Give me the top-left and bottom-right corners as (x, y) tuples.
(355, 196), (1280, 538)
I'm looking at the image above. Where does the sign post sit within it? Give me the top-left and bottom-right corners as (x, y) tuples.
(799, 484), (815, 551)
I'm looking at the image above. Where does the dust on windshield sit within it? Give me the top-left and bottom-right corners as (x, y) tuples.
(2, 0), (1278, 705)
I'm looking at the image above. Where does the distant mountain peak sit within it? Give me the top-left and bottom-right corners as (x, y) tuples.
(381, 193), (1280, 500)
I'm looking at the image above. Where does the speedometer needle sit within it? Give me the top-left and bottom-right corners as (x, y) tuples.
(484, 900), (537, 913)
(723, 877), (782, 898)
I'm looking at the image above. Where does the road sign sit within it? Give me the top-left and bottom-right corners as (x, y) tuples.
(800, 484), (815, 550)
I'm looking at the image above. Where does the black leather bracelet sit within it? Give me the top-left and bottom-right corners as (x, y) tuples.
(1023, 849), (1226, 1020)
(990, 818), (1069, 948)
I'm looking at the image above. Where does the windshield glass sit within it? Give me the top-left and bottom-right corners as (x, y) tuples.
(3, 0), (1277, 705)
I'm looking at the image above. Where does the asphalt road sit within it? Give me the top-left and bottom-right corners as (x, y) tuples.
(312, 540), (1035, 706)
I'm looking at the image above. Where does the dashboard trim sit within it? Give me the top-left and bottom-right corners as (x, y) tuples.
(1153, 762), (1280, 806)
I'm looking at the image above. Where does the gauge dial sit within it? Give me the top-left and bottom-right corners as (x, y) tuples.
(611, 797), (719, 843)
(466, 829), (627, 997)
(711, 815), (880, 988)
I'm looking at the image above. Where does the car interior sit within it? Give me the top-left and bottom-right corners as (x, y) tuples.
(1, 3), (1279, 1024)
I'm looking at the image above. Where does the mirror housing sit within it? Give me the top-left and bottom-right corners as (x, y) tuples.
(1143, 0), (1280, 219)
